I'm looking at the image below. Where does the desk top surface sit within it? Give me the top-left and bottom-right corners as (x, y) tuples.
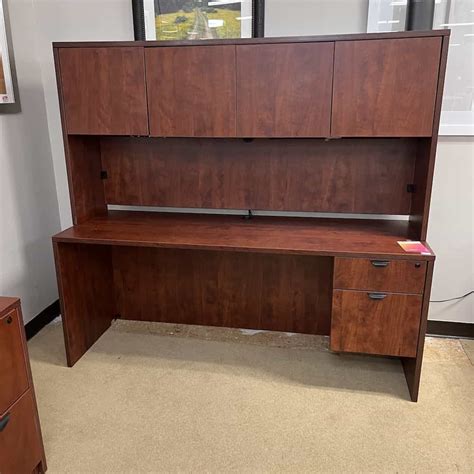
(53, 211), (435, 261)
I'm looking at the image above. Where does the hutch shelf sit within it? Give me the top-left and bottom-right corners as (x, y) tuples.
(52, 30), (449, 401)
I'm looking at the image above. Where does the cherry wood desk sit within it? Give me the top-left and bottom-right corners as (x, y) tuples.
(52, 30), (449, 401)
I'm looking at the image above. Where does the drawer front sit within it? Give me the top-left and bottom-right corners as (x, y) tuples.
(0, 309), (29, 414)
(0, 390), (43, 474)
(334, 257), (426, 294)
(330, 290), (422, 357)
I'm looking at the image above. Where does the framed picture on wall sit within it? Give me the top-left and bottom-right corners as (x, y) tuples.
(134, 0), (264, 41)
(0, 0), (19, 112)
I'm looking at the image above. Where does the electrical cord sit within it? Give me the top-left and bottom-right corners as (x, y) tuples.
(430, 290), (473, 303)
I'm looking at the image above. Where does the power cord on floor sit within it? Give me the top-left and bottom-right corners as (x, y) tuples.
(430, 290), (473, 303)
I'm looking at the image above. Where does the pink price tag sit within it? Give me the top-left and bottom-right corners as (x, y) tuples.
(397, 241), (431, 255)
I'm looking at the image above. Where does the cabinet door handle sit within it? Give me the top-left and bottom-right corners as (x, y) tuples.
(368, 292), (387, 300)
(0, 413), (10, 432)
(371, 260), (390, 268)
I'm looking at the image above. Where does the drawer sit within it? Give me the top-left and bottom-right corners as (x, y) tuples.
(0, 308), (29, 414)
(0, 390), (43, 474)
(330, 289), (422, 357)
(334, 257), (426, 294)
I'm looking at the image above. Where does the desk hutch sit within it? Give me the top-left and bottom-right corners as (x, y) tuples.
(52, 30), (449, 401)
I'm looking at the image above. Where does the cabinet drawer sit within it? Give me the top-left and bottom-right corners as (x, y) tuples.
(330, 290), (422, 357)
(334, 257), (426, 294)
(0, 390), (43, 474)
(0, 309), (29, 414)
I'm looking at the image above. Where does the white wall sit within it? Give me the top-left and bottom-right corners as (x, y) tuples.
(0, 0), (60, 323)
(428, 138), (474, 323)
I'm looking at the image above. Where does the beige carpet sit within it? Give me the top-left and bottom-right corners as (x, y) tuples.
(28, 320), (473, 473)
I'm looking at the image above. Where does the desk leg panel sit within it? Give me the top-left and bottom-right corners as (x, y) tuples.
(53, 242), (116, 366)
(401, 260), (434, 402)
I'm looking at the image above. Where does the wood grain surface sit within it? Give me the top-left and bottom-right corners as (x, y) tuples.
(331, 290), (422, 357)
(236, 43), (333, 136)
(52, 211), (435, 260)
(100, 137), (417, 214)
(332, 37), (442, 137)
(113, 248), (333, 335)
(59, 47), (148, 135)
(54, 242), (115, 367)
(146, 46), (236, 137)
(334, 257), (427, 294)
(0, 308), (29, 414)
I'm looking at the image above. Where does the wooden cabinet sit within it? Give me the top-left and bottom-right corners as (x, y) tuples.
(331, 290), (422, 357)
(0, 392), (44, 474)
(146, 46), (236, 137)
(0, 308), (29, 414)
(236, 43), (334, 137)
(0, 298), (46, 473)
(53, 31), (449, 402)
(334, 257), (427, 294)
(331, 37), (442, 137)
(58, 47), (148, 135)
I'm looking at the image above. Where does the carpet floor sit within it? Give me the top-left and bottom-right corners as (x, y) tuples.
(28, 320), (473, 473)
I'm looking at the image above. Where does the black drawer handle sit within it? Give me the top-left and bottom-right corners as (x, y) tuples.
(368, 292), (387, 300)
(371, 260), (390, 268)
(0, 413), (10, 432)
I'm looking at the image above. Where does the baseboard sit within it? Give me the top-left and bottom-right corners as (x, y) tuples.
(25, 299), (61, 341)
(427, 320), (474, 339)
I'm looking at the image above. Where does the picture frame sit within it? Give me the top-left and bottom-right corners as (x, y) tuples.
(133, 0), (264, 41)
(0, 0), (20, 112)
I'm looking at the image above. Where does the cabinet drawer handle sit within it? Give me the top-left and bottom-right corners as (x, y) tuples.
(0, 413), (10, 432)
(368, 292), (387, 300)
(371, 260), (390, 268)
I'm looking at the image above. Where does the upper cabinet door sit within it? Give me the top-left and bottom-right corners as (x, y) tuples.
(236, 43), (334, 137)
(332, 37), (442, 137)
(146, 46), (236, 137)
(58, 47), (148, 135)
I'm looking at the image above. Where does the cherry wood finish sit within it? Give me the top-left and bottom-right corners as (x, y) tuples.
(332, 37), (442, 137)
(331, 290), (422, 357)
(52, 32), (449, 400)
(66, 136), (106, 224)
(53, 243), (115, 367)
(409, 37), (450, 241)
(114, 248), (333, 335)
(334, 257), (427, 294)
(146, 46), (236, 137)
(401, 260), (435, 402)
(53, 211), (434, 260)
(53, 29), (449, 49)
(0, 392), (44, 474)
(0, 308), (29, 414)
(0, 298), (46, 473)
(236, 43), (333, 137)
(58, 47), (148, 135)
(101, 137), (417, 214)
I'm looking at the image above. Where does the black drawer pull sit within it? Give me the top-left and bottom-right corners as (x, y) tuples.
(368, 292), (387, 300)
(0, 413), (10, 432)
(371, 260), (390, 268)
